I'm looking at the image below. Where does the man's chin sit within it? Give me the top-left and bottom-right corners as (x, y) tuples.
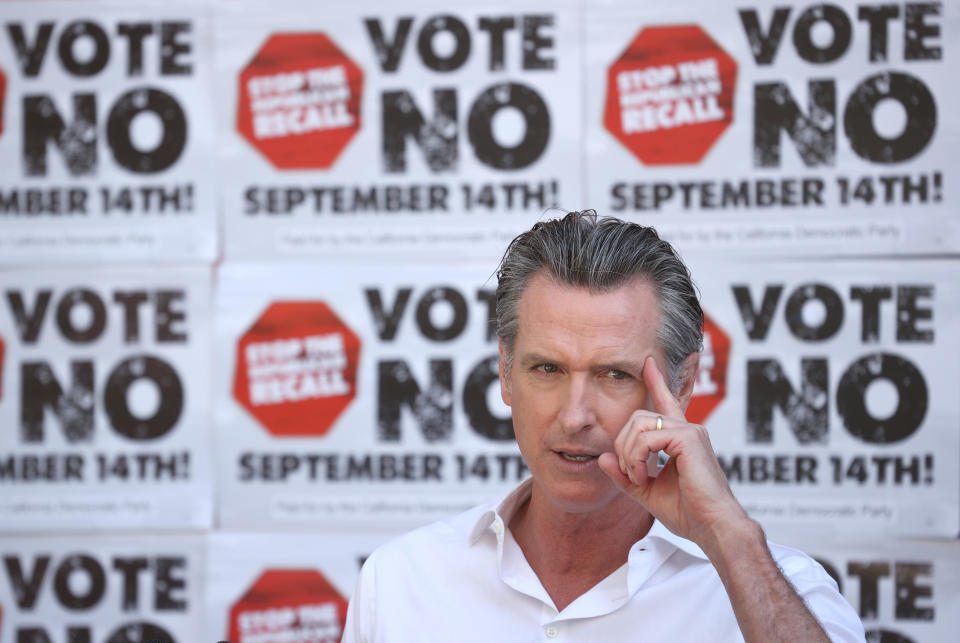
(535, 477), (624, 515)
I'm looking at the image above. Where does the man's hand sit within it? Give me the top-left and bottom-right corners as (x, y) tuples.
(597, 356), (752, 549)
(599, 356), (837, 643)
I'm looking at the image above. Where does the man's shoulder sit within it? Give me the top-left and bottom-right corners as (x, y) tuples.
(366, 500), (495, 568)
(653, 528), (839, 596)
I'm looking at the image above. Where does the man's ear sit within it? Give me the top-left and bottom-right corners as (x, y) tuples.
(675, 352), (700, 413)
(498, 340), (512, 407)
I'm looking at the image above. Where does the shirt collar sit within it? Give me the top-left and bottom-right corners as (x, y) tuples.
(468, 478), (534, 545)
(467, 477), (709, 562)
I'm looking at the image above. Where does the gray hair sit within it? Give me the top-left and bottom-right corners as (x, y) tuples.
(495, 210), (703, 393)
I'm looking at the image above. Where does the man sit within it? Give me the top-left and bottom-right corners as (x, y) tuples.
(342, 211), (865, 642)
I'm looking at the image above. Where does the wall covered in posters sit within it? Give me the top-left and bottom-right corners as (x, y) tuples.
(0, 0), (957, 640)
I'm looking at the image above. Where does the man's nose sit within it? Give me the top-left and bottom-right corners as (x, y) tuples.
(557, 375), (598, 434)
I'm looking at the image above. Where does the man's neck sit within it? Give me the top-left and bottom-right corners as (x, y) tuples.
(508, 487), (653, 612)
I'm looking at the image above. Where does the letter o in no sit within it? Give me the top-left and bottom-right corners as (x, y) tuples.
(463, 354), (514, 440)
(107, 87), (188, 173)
(468, 82), (551, 170)
(104, 355), (184, 440)
(844, 72), (936, 164)
(106, 621), (176, 643)
(836, 352), (927, 444)
(863, 629), (914, 643)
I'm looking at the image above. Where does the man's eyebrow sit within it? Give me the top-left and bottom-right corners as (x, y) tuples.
(516, 353), (646, 375)
(597, 360), (646, 375)
(517, 352), (560, 367)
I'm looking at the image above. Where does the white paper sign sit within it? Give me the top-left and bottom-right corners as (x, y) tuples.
(206, 530), (403, 642)
(0, 533), (204, 643)
(585, 0), (959, 255)
(0, 1), (218, 264)
(216, 0), (583, 261)
(0, 266), (214, 530)
(216, 262), (521, 530)
(685, 256), (959, 536)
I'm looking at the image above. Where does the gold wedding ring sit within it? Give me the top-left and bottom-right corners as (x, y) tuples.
(656, 415), (663, 431)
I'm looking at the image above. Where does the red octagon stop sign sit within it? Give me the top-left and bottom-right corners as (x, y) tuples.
(687, 311), (730, 425)
(228, 569), (348, 643)
(233, 301), (361, 437)
(604, 25), (737, 165)
(237, 33), (363, 169)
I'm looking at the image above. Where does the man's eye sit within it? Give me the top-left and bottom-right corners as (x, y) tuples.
(607, 369), (628, 380)
(537, 363), (558, 373)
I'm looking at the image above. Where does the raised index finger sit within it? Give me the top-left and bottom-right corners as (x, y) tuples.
(643, 356), (685, 420)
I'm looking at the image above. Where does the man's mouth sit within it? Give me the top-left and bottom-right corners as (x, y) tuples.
(558, 451), (597, 462)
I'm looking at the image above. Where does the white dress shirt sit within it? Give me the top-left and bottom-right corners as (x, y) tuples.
(341, 479), (866, 642)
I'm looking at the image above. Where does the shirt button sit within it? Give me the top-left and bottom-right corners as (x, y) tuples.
(545, 625), (559, 638)
(492, 521), (503, 536)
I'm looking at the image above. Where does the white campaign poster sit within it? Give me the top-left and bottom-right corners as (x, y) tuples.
(216, 263), (522, 530)
(0, 533), (204, 643)
(216, 0), (583, 262)
(771, 537), (960, 643)
(684, 256), (959, 537)
(585, 0), (960, 256)
(206, 530), (403, 643)
(0, 0), (217, 264)
(0, 267), (213, 530)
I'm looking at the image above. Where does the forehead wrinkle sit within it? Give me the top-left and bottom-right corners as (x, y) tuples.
(517, 305), (631, 348)
(517, 280), (656, 336)
(518, 278), (647, 331)
(516, 312), (654, 370)
(511, 271), (664, 379)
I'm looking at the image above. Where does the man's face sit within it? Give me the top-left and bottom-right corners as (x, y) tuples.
(500, 271), (667, 515)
